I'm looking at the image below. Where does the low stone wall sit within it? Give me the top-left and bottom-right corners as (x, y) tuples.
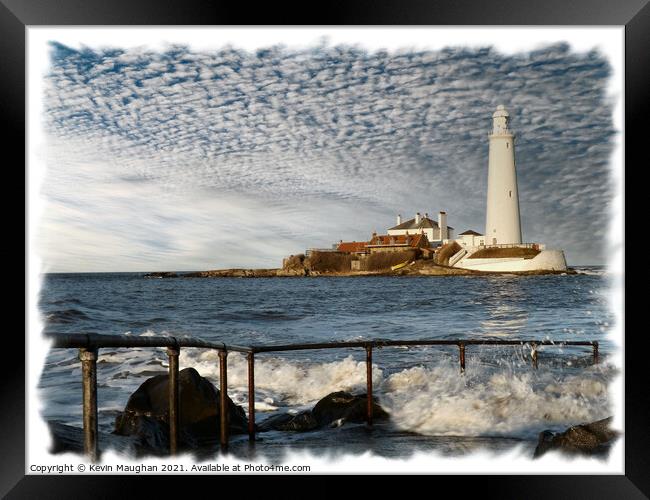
(434, 241), (461, 266)
(306, 251), (353, 272)
(468, 247), (540, 259)
(455, 249), (567, 272)
(365, 250), (417, 271)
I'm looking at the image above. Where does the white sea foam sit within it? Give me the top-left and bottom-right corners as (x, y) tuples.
(574, 267), (607, 276)
(178, 349), (383, 406)
(380, 364), (610, 438)
(172, 348), (612, 439)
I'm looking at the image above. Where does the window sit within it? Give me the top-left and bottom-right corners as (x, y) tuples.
(509, 190), (512, 198)
(506, 142), (509, 149)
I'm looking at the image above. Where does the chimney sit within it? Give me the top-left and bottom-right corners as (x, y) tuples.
(415, 212), (421, 224)
(397, 214), (402, 225)
(438, 211), (448, 241)
(425, 212), (429, 219)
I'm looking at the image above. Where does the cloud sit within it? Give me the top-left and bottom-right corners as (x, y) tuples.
(39, 41), (616, 270)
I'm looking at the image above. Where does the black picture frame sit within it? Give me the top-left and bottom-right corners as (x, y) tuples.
(6, 0), (646, 495)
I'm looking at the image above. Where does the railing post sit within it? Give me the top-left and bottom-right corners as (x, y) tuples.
(531, 344), (538, 370)
(458, 342), (466, 374)
(79, 347), (98, 461)
(593, 341), (599, 365)
(247, 352), (255, 442)
(365, 345), (373, 427)
(218, 349), (229, 452)
(166, 346), (180, 455)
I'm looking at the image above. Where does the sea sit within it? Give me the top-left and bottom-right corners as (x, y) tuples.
(37, 267), (618, 460)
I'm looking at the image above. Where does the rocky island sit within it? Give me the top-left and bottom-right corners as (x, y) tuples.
(144, 244), (576, 279)
(145, 106), (581, 280)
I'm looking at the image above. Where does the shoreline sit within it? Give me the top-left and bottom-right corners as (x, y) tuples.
(144, 262), (577, 279)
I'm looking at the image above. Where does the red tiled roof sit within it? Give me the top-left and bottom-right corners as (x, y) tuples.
(337, 241), (368, 253)
(368, 233), (428, 247)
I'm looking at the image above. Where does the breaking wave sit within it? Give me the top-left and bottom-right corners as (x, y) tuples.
(573, 267), (607, 276)
(46, 330), (613, 441)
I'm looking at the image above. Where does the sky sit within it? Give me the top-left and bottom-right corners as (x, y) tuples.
(34, 31), (620, 271)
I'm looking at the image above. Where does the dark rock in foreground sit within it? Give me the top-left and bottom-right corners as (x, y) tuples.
(257, 411), (320, 432)
(258, 391), (389, 432)
(114, 367), (247, 452)
(48, 421), (137, 456)
(312, 391), (389, 426)
(534, 417), (619, 458)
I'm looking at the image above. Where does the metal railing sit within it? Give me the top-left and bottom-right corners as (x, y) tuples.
(46, 332), (599, 461)
(477, 243), (538, 249)
(488, 129), (514, 137)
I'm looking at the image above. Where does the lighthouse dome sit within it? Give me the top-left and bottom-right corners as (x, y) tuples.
(492, 105), (509, 118)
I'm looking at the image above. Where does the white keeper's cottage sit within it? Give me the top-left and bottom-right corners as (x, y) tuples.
(387, 211), (454, 246)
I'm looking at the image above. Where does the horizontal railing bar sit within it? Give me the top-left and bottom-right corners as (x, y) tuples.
(45, 333), (253, 353)
(45, 333), (598, 354)
(250, 339), (597, 353)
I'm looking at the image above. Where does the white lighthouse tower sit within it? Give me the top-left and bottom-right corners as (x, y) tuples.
(451, 105), (568, 272)
(485, 104), (522, 246)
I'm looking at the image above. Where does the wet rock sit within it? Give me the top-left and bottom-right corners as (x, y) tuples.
(257, 391), (389, 433)
(311, 391), (389, 427)
(114, 414), (170, 453)
(534, 417), (619, 458)
(143, 272), (178, 278)
(257, 411), (319, 432)
(183, 269), (281, 278)
(276, 268), (308, 276)
(114, 367), (247, 451)
(47, 421), (89, 454)
(47, 421), (137, 456)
